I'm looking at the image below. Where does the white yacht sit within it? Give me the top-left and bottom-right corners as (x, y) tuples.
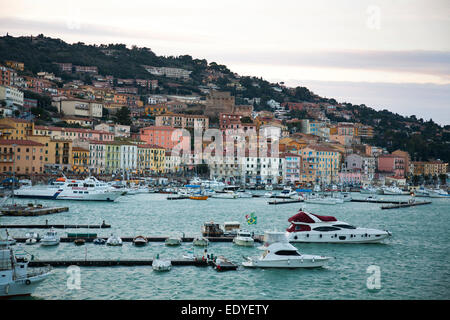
(14, 177), (122, 201)
(286, 210), (392, 243)
(360, 186), (378, 194)
(106, 234), (122, 246)
(265, 184), (273, 191)
(242, 232), (331, 268)
(211, 191), (239, 199)
(237, 190), (253, 198)
(414, 186), (431, 197)
(428, 188), (450, 198)
(233, 230), (254, 247)
(382, 185), (409, 195)
(277, 187), (298, 199)
(40, 229), (60, 246)
(304, 194), (341, 205)
(0, 245), (52, 298)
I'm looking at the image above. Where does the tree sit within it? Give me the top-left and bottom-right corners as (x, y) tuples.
(114, 107), (132, 125)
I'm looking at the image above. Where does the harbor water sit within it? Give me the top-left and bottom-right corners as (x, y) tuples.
(2, 192), (449, 300)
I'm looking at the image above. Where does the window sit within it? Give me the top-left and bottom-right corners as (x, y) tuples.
(313, 226), (341, 232)
(274, 250), (300, 256)
(333, 224), (356, 229)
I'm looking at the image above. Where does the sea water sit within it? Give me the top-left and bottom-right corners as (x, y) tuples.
(2, 192), (449, 300)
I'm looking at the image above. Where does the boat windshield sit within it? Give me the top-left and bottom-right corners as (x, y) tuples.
(274, 250), (300, 256)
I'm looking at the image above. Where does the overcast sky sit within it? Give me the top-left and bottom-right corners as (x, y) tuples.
(1, 0), (449, 125)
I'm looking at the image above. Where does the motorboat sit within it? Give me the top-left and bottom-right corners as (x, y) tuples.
(189, 195), (208, 200)
(360, 185), (378, 194)
(237, 190), (253, 198)
(233, 230), (254, 247)
(133, 235), (148, 246)
(264, 192), (274, 198)
(382, 186), (409, 195)
(0, 245), (52, 297)
(106, 234), (123, 246)
(152, 254), (171, 271)
(428, 188), (450, 198)
(414, 186), (431, 197)
(242, 232), (331, 268)
(277, 187), (298, 199)
(74, 239), (85, 246)
(165, 237), (182, 246)
(193, 237), (209, 247)
(93, 238), (106, 245)
(304, 194), (340, 205)
(211, 191), (239, 199)
(14, 176), (123, 201)
(265, 184), (273, 191)
(25, 232), (40, 245)
(365, 195), (379, 202)
(40, 229), (60, 246)
(286, 210), (392, 243)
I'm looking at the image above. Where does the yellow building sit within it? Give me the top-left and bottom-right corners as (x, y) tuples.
(145, 105), (168, 116)
(28, 135), (73, 171)
(137, 144), (165, 173)
(299, 145), (341, 184)
(72, 147), (90, 173)
(0, 118), (33, 140)
(411, 161), (448, 176)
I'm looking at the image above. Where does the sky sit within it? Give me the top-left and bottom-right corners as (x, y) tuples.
(1, 0), (449, 125)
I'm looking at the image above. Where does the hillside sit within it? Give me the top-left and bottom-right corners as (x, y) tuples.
(0, 34), (448, 162)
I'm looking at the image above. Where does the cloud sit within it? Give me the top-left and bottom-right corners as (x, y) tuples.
(219, 50), (450, 80)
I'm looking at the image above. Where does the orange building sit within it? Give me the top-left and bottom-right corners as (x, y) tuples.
(0, 139), (45, 174)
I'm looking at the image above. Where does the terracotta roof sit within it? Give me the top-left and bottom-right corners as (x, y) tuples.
(0, 139), (44, 146)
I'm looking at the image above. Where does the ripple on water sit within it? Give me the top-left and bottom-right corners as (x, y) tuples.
(3, 193), (450, 300)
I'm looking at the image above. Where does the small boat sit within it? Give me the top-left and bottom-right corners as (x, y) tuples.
(382, 186), (409, 195)
(233, 230), (254, 247)
(265, 184), (273, 191)
(277, 187), (298, 199)
(211, 191), (239, 199)
(360, 185), (378, 194)
(74, 239), (85, 246)
(242, 232), (331, 268)
(237, 190), (253, 198)
(40, 229), (60, 246)
(165, 237), (182, 246)
(189, 195), (208, 200)
(222, 221), (241, 236)
(133, 235), (148, 246)
(25, 232), (40, 245)
(428, 188), (450, 198)
(0, 245), (52, 297)
(106, 234), (123, 246)
(152, 254), (172, 271)
(305, 195), (340, 205)
(93, 238), (106, 245)
(264, 192), (274, 198)
(193, 237), (209, 247)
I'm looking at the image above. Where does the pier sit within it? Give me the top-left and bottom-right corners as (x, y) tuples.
(268, 199), (304, 205)
(381, 201), (432, 210)
(11, 235), (263, 243)
(0, 205), (69, 216)
(0, 221), (111, 229)
(351, 199), (409, 204)
(28, 258), (238, 271)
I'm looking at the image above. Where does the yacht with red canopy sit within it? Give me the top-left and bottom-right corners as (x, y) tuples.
(286, 210), (391, 243)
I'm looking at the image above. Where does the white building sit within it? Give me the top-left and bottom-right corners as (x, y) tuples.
(0, 85), (24, 112)
(95, 123), (130, 138)
(119, 144), (137, 171)
(88, 141), (106, 174)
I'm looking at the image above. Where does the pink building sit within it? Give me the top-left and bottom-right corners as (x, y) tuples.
(140, 126), (189, 150)
(377, 154), (406, 177)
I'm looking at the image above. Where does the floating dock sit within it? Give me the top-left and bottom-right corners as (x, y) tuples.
(268, 199), (304, 205)
(351, 199), (409, 204)
(0, 205), (69, 216)
(167, 195), (189, 200)
(28, 258), (238, 271)
(0, 222), (111, 229)
(381, 201), (432, 210)
(11, 235), (262, 243)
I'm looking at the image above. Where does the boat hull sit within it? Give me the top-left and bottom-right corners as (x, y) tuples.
(0, 272), (51, 298)
(242, 256), (329, 268)
(233, 238), (254, 247)
(287, 230), (390, 243)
